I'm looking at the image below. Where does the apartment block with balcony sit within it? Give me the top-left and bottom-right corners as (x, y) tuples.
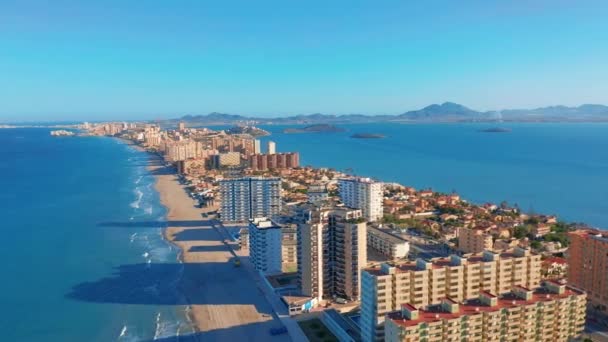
(458, 227), (493, 253)
(384, 281), (586, 342)
(368, 227), (409, 260)
(248, 217), (282, 275)
(338, 177), (383, 222)
(297, 206), (367, 303)
(360, 247), (541, 341)
(568, 229), (608, 314)
(219, 177), (281, 222)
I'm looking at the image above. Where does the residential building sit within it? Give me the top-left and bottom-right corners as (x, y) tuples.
(282, 225), (298, 271)
(367, 227), (409, 259)
(219, 177), (281, 222)
(568, 229), (608, 313)
(178, 122), (186, 131)
(338, 177), (383, 222)
(307, 183), (328, 204)
(360, 248), (541, 341)
(384, 281), (586, 342)
(248, 152), (300, 171)
(248, 217), (282, 275)
(267, 140), (276, 154)
(254, 139), (261, 154)
(297, 206), (367, 302)
(458, 227), (493, 253)
(210, 152), (241, 168)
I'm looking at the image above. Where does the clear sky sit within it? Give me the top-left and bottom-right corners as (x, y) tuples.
(1, 0), (608, 121)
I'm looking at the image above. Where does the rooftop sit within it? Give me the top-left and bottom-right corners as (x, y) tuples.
(364, 248), (536, 276)
(387, 284), (585, 328)
(368, 227), (409, 245)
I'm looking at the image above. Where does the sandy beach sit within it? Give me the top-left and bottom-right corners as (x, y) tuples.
(145, 153), (289, 341)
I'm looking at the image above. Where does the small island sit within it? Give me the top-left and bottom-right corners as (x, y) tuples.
(351, 133), (386, 139)
(227, 125), (270, 137)
(283, 124), (345, 134)
(479, 127), (511, 133)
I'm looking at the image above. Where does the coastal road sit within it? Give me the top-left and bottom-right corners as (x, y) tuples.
(154, 169), (292, 341)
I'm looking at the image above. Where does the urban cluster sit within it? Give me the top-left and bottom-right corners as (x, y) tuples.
(83, 121), (605, 342)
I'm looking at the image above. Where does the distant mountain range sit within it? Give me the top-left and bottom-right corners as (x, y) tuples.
(161, 103), (608, 125)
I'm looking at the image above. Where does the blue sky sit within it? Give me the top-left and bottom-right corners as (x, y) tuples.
(1, 0), (607, 121)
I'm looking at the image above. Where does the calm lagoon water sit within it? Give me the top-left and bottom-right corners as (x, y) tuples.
(257, 122), (608, 228)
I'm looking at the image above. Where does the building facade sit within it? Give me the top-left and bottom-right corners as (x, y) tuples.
(248, 217), (282, 275)
(367, 227), (409, 259)
(338, 177), (383, 222)
(267, 140), (276, 154)
(384, 281), (586, 342)
(219, 177), (281, 222)
(360, 248), (541, 341)
(458, 227), (494, 253)
(297, 206), (367, 302)
(248, 152), (300, 171)
(568, 229), (608, 313)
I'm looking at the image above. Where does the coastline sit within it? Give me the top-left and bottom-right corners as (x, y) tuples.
(124, 140), (202, 335)
(127, 141), (281, 341)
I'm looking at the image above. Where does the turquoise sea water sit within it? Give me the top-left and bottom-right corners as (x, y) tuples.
(1, 123), (607, 341)
(256, 123), (608, 228)
(0, 128), (194, 341)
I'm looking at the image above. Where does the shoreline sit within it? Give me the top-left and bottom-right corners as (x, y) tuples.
(124, 140), (201, 336)
(125, 140), (281, 341)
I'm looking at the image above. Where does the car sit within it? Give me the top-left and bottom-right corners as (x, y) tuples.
(269, 327), (287, 335)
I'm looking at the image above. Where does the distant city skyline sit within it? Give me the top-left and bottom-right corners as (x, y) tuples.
(1, 1), (608, 121)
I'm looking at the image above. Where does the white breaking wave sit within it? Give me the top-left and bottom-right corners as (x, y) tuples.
(130, 189), (144, 209)
(153, 312), (183, 340)
(130, 233), (137, 243)
(119, 325), (127, 338)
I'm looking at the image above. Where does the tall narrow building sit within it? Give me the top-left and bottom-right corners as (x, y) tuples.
(219, 177), (281, 222)
(267, 140), (276, 154)
(568, 229), (608, 314)
(249, 217), (282, 275)
(297, 206), (367, 302)
(338, 177), (383, 222)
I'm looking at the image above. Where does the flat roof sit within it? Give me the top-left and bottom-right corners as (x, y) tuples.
(364, 249), (538, 276)
(368, 227), (409, 245)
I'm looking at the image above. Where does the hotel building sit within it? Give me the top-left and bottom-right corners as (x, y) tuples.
(384, 281), (586, 342)
(248, 217), (282, 275)
(360, 248), (541, 341)
(297, 206), (367, 302)
(219, 177), (281, 222)
(339, 177), (383, 222)
(568, 229), (608, 313)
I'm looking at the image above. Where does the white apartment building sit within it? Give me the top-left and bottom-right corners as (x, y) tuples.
(219, 177), (281, 222)
(249, 217), (282, 275)
(338, 177), (383, 222)
(367, 227), (409, 259)
(267, 140), (276, 154)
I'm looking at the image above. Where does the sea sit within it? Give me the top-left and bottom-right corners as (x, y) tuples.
(0, 128), (195, 342)
(254, 122), (608, 228)
(0, 122), (607, 341)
